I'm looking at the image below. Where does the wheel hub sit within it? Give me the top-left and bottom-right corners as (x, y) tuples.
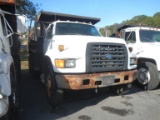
(137, 68), (150, 84)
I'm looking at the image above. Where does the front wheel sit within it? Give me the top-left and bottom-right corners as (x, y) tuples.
(137, 62), (160, 90)
(46, 64), (63, 108)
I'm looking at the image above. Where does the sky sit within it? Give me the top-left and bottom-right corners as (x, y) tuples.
(31, 0), (160, 28)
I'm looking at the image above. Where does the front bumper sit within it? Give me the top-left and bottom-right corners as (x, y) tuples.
(56, 69), (137, 90)
(0, 97), (9, 118)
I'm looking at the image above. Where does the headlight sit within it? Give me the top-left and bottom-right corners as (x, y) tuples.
(55, 59), (76, 68)
(65, 59), (76, 68)
(130, 58), (137, 65)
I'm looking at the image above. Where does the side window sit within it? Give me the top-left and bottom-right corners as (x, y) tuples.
(125, 31), (136, 43)
(46, 25), (53, 39)
(0, 15), (7, 36)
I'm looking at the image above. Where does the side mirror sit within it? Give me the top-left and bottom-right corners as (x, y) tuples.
(120, 30), (125, 39)
(17, 15), (27, 34)
(105, 29), (110, 37)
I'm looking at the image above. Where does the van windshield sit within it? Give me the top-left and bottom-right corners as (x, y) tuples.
(139, 30), (160, 42)
(55, 22), (101, 36)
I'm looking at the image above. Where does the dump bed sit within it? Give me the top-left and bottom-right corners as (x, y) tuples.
(36, 11), (100, 25)
(0, 0), (19, 56)
(0, 0), (15, 5)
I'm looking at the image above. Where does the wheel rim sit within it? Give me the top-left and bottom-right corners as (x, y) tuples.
(46, 74), (52, 98)
(137, 68), (150, 84)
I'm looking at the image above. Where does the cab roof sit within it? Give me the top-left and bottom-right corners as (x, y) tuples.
(117, 24), (160, 31)
(36, 11), (100, 25)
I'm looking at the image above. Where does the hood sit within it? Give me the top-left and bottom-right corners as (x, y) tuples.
(135, 42), (160, 58)
(53, 35), (126, 45)
(48, 35), (127, 59)
(142, 42), (160, 51)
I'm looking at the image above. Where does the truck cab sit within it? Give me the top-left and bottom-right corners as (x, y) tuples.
(119, 25), (160, 90)
(28, 11), (137, 107)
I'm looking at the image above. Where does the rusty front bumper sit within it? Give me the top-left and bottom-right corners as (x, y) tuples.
(56, 69), (137, 90)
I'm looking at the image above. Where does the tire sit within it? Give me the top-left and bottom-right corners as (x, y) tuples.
(28, 55), (40, 78)
(13, 56), (21, 82)
(109, 84), (132, 95)
(46, 63), (63, 107)
(9, 67), (19, 120)
(137, 62), (160, 90)
(0, 115), (9, 120)
(1, 67), (19, 120)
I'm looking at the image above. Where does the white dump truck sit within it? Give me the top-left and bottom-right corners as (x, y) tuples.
(0, 0), (26, 119)
(28, 11), (137, 107)
(117, 24), (160, 90)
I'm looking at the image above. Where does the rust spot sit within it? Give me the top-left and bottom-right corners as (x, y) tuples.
(56, 69), (137, 90)
(101, 106), (134, 116)
(78, 115), (92, 120)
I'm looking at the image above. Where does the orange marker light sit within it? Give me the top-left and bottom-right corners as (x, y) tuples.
(58, 45), (64, 51)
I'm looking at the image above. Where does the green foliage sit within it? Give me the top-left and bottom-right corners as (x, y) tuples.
(153, 12), (160, 17)
(16, 0), (41, 27)
(99, 28), (105, 36)
(131, 15), (148, 24)
(144, 17), (155, 26)
(153, 14), (160, 27)
(99, 12), (160, 35)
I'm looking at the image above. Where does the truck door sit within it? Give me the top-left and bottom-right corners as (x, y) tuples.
(121, 30), (140, 54)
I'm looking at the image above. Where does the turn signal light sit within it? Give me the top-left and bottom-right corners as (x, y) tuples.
(55, 59), (65, 68)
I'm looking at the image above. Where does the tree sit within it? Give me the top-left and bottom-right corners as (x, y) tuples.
(153, 12), (160, 27)
(99, 28), (106, 36)
(153, 15), (160, 27)
(130, 15), (148, 24)
(100, 12), (160, 35)
(153, 12), (160, 17)
(16, 0), (41, 28)
(144, 17), (155, 26)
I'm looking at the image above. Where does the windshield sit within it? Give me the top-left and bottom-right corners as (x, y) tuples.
(55, 22), (101, 36)
(139, 30), (160, 42)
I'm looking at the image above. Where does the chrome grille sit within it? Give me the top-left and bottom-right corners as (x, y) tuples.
(86, 43), (128, 72)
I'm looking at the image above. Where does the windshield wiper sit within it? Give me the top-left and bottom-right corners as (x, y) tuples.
(142, 37), (153, 42)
